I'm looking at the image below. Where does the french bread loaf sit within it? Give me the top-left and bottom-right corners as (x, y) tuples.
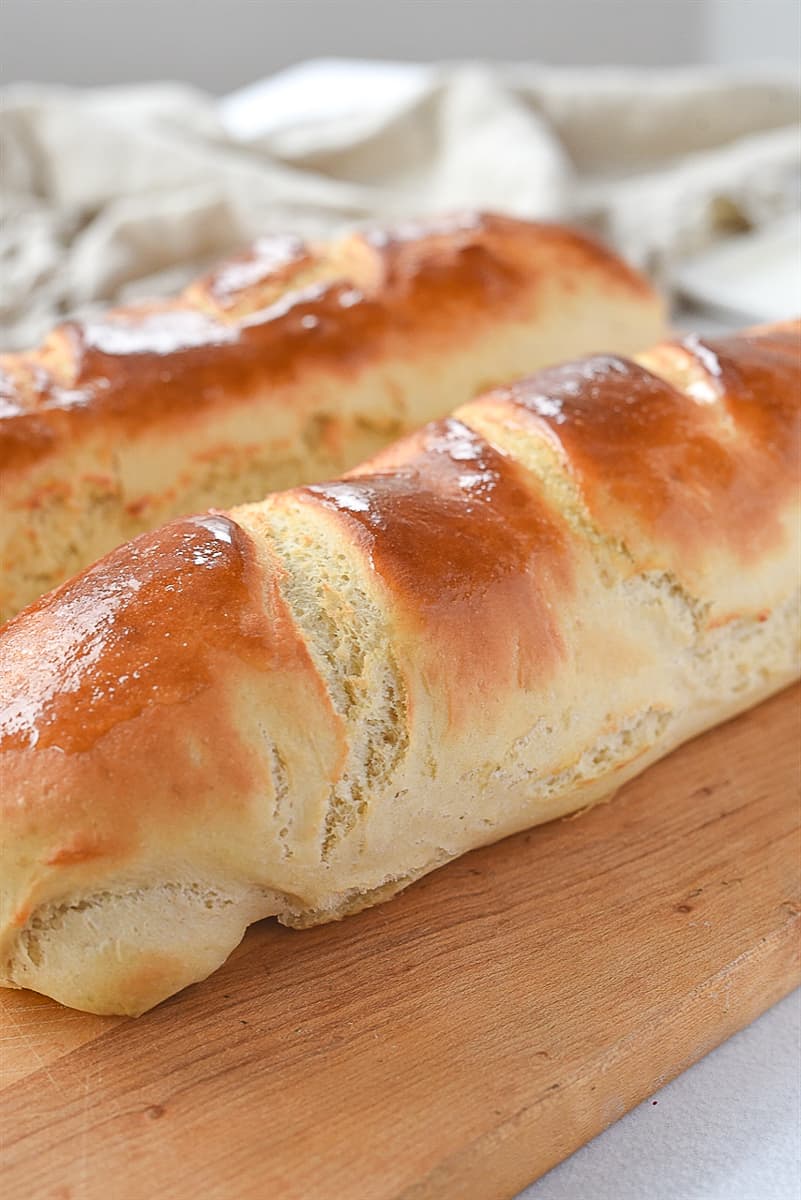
(1, 322), (798, 1016)
(0, 213), (663, 622)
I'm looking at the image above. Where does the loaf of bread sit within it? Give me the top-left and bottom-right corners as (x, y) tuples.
(1, 322), (798, 1016)
(0, 213), (664, 623)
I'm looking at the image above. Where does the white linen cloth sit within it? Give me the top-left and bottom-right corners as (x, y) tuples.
(1, 58), (799, 350)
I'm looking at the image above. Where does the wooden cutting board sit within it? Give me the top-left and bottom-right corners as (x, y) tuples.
(2, 685), (799, 1200)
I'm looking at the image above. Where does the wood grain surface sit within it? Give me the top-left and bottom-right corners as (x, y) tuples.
(2, 685), (799, 1200)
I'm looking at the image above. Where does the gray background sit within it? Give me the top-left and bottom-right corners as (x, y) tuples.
(2, 0), (800, 93)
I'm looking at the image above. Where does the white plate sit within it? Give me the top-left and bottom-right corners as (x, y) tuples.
(672, 213), (801, 324)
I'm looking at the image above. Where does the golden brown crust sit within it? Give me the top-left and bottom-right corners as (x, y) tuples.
(0, 213), (655, 474)
(1, 514), (345, 940)
(480, 322), (801, 570)
(6, 324), (795, 1018)
(0, 514), (278, 754)
(0, 212), (666, 626)
(300, 417), (573, 720)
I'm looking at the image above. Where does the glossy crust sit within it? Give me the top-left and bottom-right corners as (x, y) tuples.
(0, 212), (664, 621)
(1, 322), (798, 1016)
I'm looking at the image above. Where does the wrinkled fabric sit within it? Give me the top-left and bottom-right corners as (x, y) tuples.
(1, 60), (799, 350)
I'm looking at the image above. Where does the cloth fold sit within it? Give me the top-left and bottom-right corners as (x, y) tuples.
(1, 60), (799, 350)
